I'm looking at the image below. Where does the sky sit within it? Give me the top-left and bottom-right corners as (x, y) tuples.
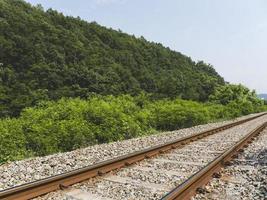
(25, 0), (267, 93)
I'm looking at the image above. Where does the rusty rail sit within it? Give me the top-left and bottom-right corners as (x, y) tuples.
(161, 120), (267, 200)
(0, 113), (266, 200)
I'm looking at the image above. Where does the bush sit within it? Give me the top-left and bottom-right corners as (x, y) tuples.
(16, 95), (154, 156)
(0, 94), (266, 163)
(148, 99), (212, 131)
(20, 99), (96, 155)
(0, 118), (31, 162)
(83, 95), (148, 143)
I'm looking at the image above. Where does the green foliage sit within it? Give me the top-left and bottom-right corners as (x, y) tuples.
(209, 84), (262, 105)
(148, 99), (212, 130)
(0, 0), (225, 117)
(15, 96), (154, 156)
(0, 118), (32, 163)
(0, 94), (265, 163)
(209, 84), (264, 116)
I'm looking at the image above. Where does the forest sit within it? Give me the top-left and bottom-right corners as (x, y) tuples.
(0, 0), (266, 163)
(0, 0), (224, 117)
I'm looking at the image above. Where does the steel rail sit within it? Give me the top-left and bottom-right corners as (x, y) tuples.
(161, 120), (267, 200)
(0, 113), (266, 200)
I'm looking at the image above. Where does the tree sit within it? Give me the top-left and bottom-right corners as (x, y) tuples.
(209, 84), (264, 106)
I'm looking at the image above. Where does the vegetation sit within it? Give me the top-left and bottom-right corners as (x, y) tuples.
(209, 84), (264, 116)
(0, 94), (266, 163)
(0, 0), (224, 117)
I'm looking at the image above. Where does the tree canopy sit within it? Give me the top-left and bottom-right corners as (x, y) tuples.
(0, 0), (225, 117)
(209, 84), (262, 106)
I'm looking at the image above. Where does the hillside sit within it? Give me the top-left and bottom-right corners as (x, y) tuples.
(0, 0), (225, 117)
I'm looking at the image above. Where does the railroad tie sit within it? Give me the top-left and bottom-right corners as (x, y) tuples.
(130, 166), (191, 177)
(101, 175), (170, 191)
(153, 158), (206, 166)
(64, 189), (113, 200)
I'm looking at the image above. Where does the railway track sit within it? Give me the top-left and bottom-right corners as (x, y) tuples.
(1, 113), (267, 200)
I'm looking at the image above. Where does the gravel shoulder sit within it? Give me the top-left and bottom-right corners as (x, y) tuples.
(0, 113), (262, 191)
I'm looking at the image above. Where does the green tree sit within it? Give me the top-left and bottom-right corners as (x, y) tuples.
(0, 0), (225, 117)
(209, 84), (262, 105)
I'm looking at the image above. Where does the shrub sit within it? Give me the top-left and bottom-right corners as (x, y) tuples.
(0, 94), (265, 163)
(20, 99), (96, 155)
(0, 118), (31, 162)
(148, 99), (212, 131)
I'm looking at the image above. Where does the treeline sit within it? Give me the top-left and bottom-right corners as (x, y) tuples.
(0, 0), (224, 117)
(1, 90), (265, 163)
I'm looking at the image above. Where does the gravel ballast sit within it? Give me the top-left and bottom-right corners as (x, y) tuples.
(194, 124), (267, 200)
(0, 113), (264, 193)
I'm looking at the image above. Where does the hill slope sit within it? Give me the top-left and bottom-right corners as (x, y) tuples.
(0, 0), (224, 117)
